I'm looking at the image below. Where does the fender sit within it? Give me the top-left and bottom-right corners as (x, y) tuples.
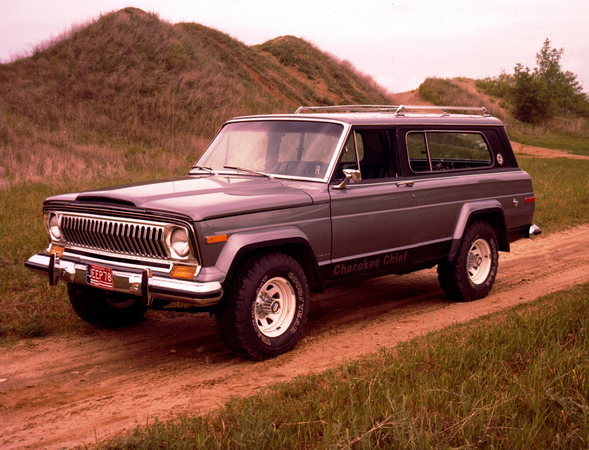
(203, 226), (323, 290)
(446, 200), (507, 263)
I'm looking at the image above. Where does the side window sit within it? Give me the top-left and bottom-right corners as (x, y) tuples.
(335, 129), (394, 182)
(359, 130), (389, 180)
(406, 131), (492, 173)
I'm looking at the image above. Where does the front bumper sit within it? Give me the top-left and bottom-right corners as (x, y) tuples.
(25, 253), (223, 307)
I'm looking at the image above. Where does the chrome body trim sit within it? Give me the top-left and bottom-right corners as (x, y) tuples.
(58, 212), (168, 258)
(529, 224), (542, 239)
(46, 210), (200, 267)
(25, 254), (223, 307)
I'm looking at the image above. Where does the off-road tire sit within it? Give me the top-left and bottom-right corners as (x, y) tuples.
(215, 251), (309, 360)
(68, 284), (147, 328)
(437, 221), (499, 302)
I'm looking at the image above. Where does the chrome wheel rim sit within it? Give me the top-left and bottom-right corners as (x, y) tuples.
(254, 277), (296, 338)
(467, 238), (492, 285)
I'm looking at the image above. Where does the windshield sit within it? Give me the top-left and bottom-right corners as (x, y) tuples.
(197, 120), (344, 180)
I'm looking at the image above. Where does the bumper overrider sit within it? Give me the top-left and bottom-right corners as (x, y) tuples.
(25, 253), (223, 307)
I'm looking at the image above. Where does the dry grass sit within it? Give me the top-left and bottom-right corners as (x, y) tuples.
(0, 7), (394, 191)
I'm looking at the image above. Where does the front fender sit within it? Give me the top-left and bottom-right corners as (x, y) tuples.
(197, 226), (321, 289)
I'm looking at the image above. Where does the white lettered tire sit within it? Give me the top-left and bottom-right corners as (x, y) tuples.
(215, 251), (309, 360)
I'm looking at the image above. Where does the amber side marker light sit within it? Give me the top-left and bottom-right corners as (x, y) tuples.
(206, 234), (228, 244)
(170, 265), (197, 280)
(48, 245), (64, 257)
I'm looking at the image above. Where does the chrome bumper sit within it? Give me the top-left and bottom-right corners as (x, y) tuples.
(25, 254), (223, 307)
(529, 224), (542, 239)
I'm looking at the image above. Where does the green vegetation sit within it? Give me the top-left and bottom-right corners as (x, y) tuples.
(519, 158), (589, 233)
(477, 39), (589, 125)
(95, 282), (589, 449)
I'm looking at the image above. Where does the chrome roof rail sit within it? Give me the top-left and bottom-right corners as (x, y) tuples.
(394, 105), (489, 116)
(295, 105), (400, 114)
(295, 104), (489, 116)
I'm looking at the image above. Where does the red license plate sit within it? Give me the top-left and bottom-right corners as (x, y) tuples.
(86, 264), (114, 290)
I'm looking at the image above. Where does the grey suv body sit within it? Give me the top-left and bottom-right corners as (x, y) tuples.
(26, 105), (540, 359)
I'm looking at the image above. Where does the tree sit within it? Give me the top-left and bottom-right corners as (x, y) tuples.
(510, 63), (552, 124)
(509, 39), (589, 124)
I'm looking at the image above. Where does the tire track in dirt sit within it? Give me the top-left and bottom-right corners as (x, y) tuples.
(2, 225), (589, 449)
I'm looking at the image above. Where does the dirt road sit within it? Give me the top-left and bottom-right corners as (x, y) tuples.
(2, 222), (589, 449)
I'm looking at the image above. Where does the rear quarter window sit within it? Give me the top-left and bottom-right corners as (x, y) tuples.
(407, 131), (493, 173)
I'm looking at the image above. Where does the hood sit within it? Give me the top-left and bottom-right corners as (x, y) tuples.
(46, 175), (315, 222)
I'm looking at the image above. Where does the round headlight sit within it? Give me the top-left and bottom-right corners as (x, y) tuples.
(48, 213), (61, 241)
(170, 227), (190, 258)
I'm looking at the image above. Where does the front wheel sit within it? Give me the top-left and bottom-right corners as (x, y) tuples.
(68, 284), (147, 328)
(438, 221), (499, 302)
(215, 252), (309, 360)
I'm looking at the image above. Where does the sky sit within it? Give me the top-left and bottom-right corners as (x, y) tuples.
(1, 0), (588, 94)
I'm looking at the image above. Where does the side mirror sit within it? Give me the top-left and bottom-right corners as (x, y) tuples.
(333, 169), (361, 190)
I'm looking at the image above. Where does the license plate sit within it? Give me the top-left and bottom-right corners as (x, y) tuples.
(86, 264), (114, 290)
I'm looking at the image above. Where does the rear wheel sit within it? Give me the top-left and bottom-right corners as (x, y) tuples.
(68, 284), (147, 328)
(438, 221), (499, 301)
(215, 251), (309, 360)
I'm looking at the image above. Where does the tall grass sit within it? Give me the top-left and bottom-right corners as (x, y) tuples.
(0, 138), (205, 341)
(0, 8), (392, 160)
(96, 282), (589, 449)
(519, 158), (589, 233)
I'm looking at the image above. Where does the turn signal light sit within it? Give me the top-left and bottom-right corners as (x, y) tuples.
(48, 245), (64, 257)
(170, 264), (197, 280)
(206, 234), (228, 244)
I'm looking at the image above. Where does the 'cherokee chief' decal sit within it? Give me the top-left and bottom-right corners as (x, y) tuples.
(333, 251), (408, 277)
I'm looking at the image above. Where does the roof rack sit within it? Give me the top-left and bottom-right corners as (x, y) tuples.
(295, 105), (400, 114)
(294, 104), (489, 116)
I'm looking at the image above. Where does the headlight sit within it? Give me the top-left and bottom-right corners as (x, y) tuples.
(48, 213), (62, 241)
(169, 227), (190, 258)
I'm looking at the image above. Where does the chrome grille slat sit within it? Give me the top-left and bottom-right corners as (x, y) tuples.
(60, 214), (169, 259)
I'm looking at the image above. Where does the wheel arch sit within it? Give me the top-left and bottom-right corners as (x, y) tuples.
(215, 227), (324, 293)
(447, 201), (509, 264)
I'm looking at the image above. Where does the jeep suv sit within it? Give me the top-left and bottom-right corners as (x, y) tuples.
(26, 105), (541, 360)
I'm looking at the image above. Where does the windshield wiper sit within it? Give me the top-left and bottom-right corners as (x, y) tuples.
(189, 165), (216, 175)
(223, 165), (273, 179)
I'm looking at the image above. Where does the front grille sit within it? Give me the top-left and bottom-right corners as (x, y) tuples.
(60, 215), (168, 259)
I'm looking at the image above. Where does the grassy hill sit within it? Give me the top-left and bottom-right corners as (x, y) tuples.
(0, 7), (391, 189)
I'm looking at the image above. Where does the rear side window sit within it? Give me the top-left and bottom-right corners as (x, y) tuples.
(407, 131), (492, 172)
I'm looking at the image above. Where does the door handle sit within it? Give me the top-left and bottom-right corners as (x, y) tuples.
(396, 180), (415, 187)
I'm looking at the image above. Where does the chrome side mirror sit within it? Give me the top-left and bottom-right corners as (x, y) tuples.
(333, 169), (361, 190)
